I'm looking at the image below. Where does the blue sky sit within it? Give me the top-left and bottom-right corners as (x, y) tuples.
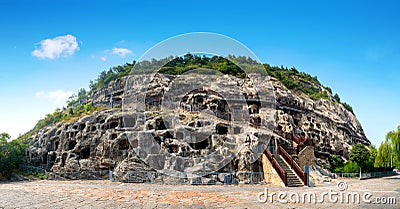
(0, 0), (399, 146)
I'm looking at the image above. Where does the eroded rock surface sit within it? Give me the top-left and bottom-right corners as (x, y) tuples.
(24, 73), (369, 180)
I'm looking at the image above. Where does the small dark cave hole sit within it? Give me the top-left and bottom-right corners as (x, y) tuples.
(80, 147), (91, 159)
(189, 138), (209, 150)
(216, 124), (228, 135)
(110, 121), (119, 129)
(118, 138), (130, 150)
(68, 140), (77, 150)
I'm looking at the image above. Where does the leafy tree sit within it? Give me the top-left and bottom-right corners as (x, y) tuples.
(84, 102), (95, 113)
(386, 126), (400, 168)
(77, 88), (87, 100)
(334, 93), (341, 103)
(375, 126), (400, 169)
(349, 144), (370, 169)
(329, 155), (344, 173)
(0, 133), (26, 175)
(325, 86), (332, 94)
(343, 161), (360, 173)
(342, 102), (354, 114)
(369, 145), (377, 162)
(375, 140), (392, 169)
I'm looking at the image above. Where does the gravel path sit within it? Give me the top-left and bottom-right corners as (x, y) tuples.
(0, 176), (399, 208)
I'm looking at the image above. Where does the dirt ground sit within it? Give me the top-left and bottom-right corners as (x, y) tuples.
(0, 175), (399, 209)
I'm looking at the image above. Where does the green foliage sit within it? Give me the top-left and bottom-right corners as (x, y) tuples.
(349, 144), (370, 169)
(342, 102), (354, 114)
(334, 93), (341, 103)
(364, 145), (378, 172)
(17, 102), (101, 143)
(343, 161), (360, 173)
(332, 144), (376, 173)
(263, 64), (331, 100)
(0, 133), (27, 175)
(375, 126), (400, 169)
(77, 88), (87, 101)
(369, 145), (377, 163)
(159, 54), (249, 78)
(18, 170), (47, 180)
(89, 62), (134, 92)
(329, 155), (344, 172)
(325, 86), (332, 94)
(19, 54), (358, 145)
(386, 126), (400, 168)
(375, 140), (392, 169)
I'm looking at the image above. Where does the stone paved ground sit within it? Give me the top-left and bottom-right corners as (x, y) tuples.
(0, 175), (399, 209)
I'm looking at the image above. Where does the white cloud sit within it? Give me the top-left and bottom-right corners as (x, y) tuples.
(32, 34), (79, 59)
(35, 90), (74, 108)
(111, 47), (133, 58)
(100, 56), (107, 61)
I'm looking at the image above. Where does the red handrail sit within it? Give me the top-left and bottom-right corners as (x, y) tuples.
(278, 145), (307, 186)
(264, 148), (287, 186)
(292, 133), (302, 144)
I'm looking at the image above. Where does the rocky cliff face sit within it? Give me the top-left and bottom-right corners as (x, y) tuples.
(271, 76), (369, 159)
(24, 72), (369, 178)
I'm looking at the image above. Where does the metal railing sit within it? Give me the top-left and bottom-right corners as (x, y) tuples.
(333, 171), (397, 179)
(47, 170), (109, 180)
(19, 165), (268, 185)
(19, 164), (48, 175)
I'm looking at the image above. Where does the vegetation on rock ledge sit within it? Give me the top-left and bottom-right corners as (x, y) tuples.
(18, 54), (355, 141)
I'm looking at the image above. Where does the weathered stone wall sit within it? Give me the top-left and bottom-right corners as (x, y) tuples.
(297, 146), (315, 169)
(24, 73), (369, 179)
(272, 76), (369, 159)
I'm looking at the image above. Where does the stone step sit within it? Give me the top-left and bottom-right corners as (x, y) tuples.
(272, 154), (304, 187)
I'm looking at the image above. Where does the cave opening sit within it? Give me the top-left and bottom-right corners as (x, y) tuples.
(168, 144), (179, 153)
(68, 140), (77, 150)
(155, 118), (167, 130)
(110, 121), (119, 129)
(196, 96), (204, 104)
(111, 133), (118, 140)
(147, 124), (154, 130)
(154, 136), (162, 145)
(216, 124), (228, 135)
(80, 147), (91, 159)
(54, 141), (59, 151)
(42, 152), (48, 164)
(80, 123), (86, 131)
(49, 153), (57, 163)
(119, 138), (130, 150)
(61, 153), (68, 167)
(189, 138), (209, 150)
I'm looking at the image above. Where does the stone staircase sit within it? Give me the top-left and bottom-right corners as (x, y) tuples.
(274, 154), (304, 187)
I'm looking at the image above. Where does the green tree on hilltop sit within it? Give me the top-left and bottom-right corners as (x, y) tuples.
(334, 93), (341, 103)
